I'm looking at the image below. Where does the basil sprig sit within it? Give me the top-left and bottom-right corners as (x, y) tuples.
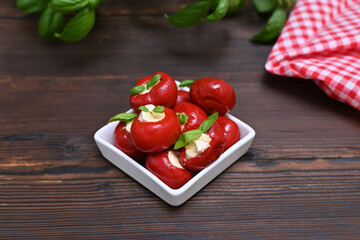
(55, 7), (96, 42)
(174, 130), (203, 150)
(17, 0), (102, 42)
(227, 0), (245, 15)
(198, 112), (218, 132)
(138, 105), (164, 114)
(16, 0), (49, 14)
(88, 0), (100, 8)
(166, 0), (295, 43)
(203, 0), (229, 22)
(130, 86), (146, 95)
(251, 6), (287, 43)
(165, 0), (243, 28)
(108, 112), (137, 123)
(153, 105), (165, 114)
(176, 113), (189, 125)
(138, 106), (150, 112)
(253, 0), (277, 13)
(146, 74), (161, 89)
(130, 74), (162, 95)
(174, 112), (218, 150)
(178, 80), (194, 87)
(49, 0), (88, 13)
(38, 6), (66, 40)
(165, 0), (211, 27)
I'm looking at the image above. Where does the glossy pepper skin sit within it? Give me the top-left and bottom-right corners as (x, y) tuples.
(190, 78), (236, 115)
(217, 116), (241, 151)
(180, 121), (225, 171)
(146, 150), (192, 189)
(131, 107), (181, 153)
(175, 90), (190, 105)
(130, 72), (178, 113)
(173, 102), (207, 133)
(113, 122), (146, 161)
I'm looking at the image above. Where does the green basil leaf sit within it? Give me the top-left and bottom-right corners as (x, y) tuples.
(130, 85), (145, 95)
(153, 106), (164, 114)
(208, 0), (218, 12)
(278, 0), (296, 10)
(174, 112), (218, 149)
(203, 0), (229, 22)
(287, 0), (296, 9)
(38, 6), (66, 40)
(17, 0), (48, 13)
(165, 0), (211, 27)
(179, 79), (194, 87)
(252, 0), (276, 13)
(138, 106), (150, 112)
(227, 0), (245, 15)
(177, 113), (189, 125)
(146, 74), (161, 90)
(49, 0), (88, 14)
(174, 129), (203, 150)
(88, 0), (99, 8)
(199, 112), (218, 133)
(251, 7), (287, 43)
(55, 7), (95, 42)
(108, 113), (137, 123)
(176, 112), (181, 122)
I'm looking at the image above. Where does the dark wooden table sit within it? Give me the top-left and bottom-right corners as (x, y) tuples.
(1, 1), (360, 239)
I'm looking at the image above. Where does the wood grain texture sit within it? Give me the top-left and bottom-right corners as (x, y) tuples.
(1, 0), (360, 239)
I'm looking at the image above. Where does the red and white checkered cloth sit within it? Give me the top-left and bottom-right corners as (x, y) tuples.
(265, 0), (360, 110)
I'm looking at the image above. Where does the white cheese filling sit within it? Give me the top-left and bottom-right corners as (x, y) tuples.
(139, 104), (165, 122)
(125, 120), (133, 132)
(185, 133), (212, 158)
(139, 87), (151, 95)
(139, 80), (160, 95)
(168, 151), (183, 169)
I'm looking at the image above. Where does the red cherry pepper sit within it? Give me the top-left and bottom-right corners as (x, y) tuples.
(113, 122), (146, 161)
(190, 78), (236, 115)
(130, 72), (178, 113)
(179, 121), (225, 171)
(173, 102), (207, 133)
(175, 90), (190, 105)
(146, 150), (192, 189)
(131, 107), (181, 153)
(217, 116), (241, 151)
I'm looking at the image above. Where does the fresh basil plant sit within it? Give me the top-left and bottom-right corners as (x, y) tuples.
(166, 0), (296, 43)
(17, 0), (101, 42)
(17, 0), (295, 43)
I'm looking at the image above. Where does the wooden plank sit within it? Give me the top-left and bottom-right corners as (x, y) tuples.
(0, 171), (360, 239)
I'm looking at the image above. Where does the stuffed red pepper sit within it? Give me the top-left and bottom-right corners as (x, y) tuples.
(131, 104), (181, 153)
(130, 72), (178, 113)
(146, 150), (192, 189)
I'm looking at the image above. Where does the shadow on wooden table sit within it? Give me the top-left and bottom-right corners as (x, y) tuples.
(261, 71), (360, 123)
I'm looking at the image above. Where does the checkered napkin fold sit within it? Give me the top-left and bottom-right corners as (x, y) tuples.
(265, 0), (360, 111)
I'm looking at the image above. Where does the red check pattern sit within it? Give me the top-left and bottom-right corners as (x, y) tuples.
(265, 0), (360, 110)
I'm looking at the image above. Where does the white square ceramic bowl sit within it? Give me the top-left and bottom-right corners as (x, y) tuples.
(94, 112), (255, 206)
